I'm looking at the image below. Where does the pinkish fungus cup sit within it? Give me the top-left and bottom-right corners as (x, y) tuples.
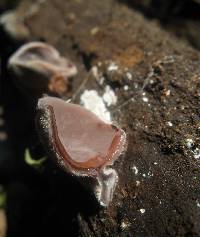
(8, 42), (77, 97)
(36, 96), (126, 206)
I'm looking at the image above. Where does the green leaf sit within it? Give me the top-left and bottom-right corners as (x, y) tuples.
(0, 186), (6, 208)
(24, 148), (47, 168)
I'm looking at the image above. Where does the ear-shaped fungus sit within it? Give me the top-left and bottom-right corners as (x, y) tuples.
(36, 97), (126, 206)
(8, 42), (77, 96)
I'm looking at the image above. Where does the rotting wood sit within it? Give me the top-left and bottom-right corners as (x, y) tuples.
(1, 0), (200, 236)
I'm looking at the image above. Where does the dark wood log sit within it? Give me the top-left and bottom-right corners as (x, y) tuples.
(1, 0), (200, 236)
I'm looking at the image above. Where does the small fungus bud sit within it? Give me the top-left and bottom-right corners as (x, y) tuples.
(8, 42), (77, 96)
(36, 97), (126, 206)
(0, 10), (30, 40)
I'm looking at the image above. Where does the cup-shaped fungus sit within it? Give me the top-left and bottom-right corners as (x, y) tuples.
(36, 97), (126, 206)
(8, 42), (77, 97)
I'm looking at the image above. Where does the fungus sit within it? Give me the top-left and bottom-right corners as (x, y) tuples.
(0, 10), (30, 40)
(36, 96), (126, 206)
(8, 42), (77, 96)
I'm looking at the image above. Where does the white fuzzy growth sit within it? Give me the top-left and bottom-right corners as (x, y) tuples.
(103, 86), (117, 106)
(185, 138), (200, 159)
(167, 121), (173, 127)
(136, 181), (140, 186)
(80, 90), (111, 122)
(131, 165), (138, 175)
(91, 66), (98, 78)
(107, 62), (118, 71)
(193, 148), (200, 160)
(126, 72), (132, 80)
(165, 90), (171, 96)
(186, 138), (194, 149)
(123, 85), (129, 91)
(142, 97), (148, 102)
(95, 167), (118, 207)
(99, 77), (105, 85)
(120, 221), (130, 230)
(140, 208), (145, 214)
